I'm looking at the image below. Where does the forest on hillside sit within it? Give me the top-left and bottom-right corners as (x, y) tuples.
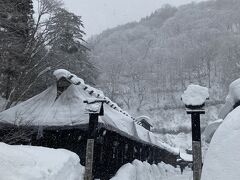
(89, 0), (240, 119)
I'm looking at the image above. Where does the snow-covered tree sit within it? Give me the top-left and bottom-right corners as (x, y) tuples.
(46, 8), (97, 84)
(0, 0), (34, 99)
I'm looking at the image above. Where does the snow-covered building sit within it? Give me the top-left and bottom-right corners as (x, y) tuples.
(135, 116), (153, 131)
(0, 69), (183, 179)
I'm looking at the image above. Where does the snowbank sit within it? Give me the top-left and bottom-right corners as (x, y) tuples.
(180, 151), (192, 162)
(202, 119), (223, 143)
(219, 78), (240, 119)
(201, 106), (240, 180)
(0, 143), (84, 180)
(111, 159), (189, 180)
(181, 84), (209, 106)
(225, 78), (240, 105)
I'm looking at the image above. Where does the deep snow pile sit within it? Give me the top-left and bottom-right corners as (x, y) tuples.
(225, 78), (240, 105)
(201, 106), (240, 180)
(202, 119), (223, 143)
(0, 143), (84, 180)
(203, 78), (240, 144)
(219, 78), (240, 119)
(111, 159), (191, 180)
(181, 84), (209, 106)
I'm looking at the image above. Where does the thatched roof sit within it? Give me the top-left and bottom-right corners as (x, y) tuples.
(0, 69), (179, 155)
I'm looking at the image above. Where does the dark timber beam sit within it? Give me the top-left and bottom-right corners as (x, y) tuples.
(84, 100), (106, 180)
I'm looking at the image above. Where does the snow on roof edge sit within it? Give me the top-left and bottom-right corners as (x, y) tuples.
(53, 69), (135, 121)
(53, 69), (179, 155)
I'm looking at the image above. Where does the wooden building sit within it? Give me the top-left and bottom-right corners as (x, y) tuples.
(136, 116), (153, 131)
(0, 69), (185, 179)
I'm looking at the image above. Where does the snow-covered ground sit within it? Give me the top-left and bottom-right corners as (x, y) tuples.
(0, 143), (84, 180)
(111, 159), (192, 180)
(151, 104), (220, 154)
(158, 133), (192, 151)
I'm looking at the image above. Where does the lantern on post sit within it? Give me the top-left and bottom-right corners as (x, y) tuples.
(181, 84), (209, 180)
(83, 98), (106, 180)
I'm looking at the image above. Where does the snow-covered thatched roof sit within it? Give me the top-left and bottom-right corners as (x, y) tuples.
(0, 69), (179, 155)
(135, 116), (153, 127)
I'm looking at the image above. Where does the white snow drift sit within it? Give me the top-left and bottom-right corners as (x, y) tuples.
(202, 105), (240, 180)
(219, 78), (240, 119)
(202, 119), (223, 143)
(181, 84), (209, 106)
(111, 159), (191, 180)
(203, 78), (240, 144)
(0, 143), (84, 180)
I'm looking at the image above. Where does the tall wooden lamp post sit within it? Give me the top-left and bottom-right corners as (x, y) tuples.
(181, 84), (209, 180)
(83, 99), (106, 180)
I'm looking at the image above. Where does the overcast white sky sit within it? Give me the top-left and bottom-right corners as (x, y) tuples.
(63, 0), (205, 38)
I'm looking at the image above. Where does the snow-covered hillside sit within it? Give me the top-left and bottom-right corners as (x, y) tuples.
(0, 143), (84, 180)
(90, 0), (240, 115)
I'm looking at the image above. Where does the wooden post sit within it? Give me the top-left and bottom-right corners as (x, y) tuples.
(84, 114), (99, 180)
(187, 109), (205, 180)
(84, 100), (106, 180)
(84, 139), (95, 180)
(181, 84), (209, 180)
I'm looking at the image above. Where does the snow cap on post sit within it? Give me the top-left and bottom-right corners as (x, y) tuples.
(181, 84), (209, 109)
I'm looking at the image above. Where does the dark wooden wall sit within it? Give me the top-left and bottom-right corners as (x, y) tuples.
(0, 124), (179, 180)
(29, 127), (178, 180)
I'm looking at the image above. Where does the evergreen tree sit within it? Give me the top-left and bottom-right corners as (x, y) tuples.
(47, 8), (97, 84)
(0, 0), (34, 99)
(0, 1), (97, 109)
